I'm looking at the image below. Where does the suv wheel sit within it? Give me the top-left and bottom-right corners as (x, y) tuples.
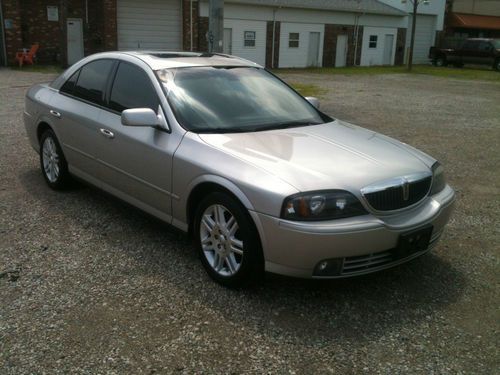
(433, 57), (447, 67)
(494, 59), (500, 71)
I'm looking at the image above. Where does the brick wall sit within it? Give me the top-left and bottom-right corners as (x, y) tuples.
(265, 20), (280, 68)
(395, 27), (406, 65)
(323, 24), (363, 67)
(2, 0), (23, 65)
(1, 0), (117, 66)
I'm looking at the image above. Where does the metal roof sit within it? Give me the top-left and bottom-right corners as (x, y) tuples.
(224, 0), (406, 16)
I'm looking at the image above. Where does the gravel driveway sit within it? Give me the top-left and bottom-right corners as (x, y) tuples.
(1, 68), (499, 374)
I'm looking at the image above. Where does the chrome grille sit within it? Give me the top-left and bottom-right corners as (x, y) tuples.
(362, 174), (432, 211)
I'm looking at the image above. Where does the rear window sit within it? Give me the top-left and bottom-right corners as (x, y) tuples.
(73, 60), (114, 105)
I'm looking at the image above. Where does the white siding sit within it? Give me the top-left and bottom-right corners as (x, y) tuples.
(360, 26), (397, 66)
(117, 0), (181, 50)
(406, 15), (436, 64)
(279, 23), (325, 68)
(224, 19), (267, 66)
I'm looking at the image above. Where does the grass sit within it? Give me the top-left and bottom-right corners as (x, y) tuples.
(289, 82), (328, 97)
(275, 65), (500, 82)
(10, 65), (64, 74)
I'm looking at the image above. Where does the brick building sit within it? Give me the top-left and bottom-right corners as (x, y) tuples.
(0, 0), (447, 68)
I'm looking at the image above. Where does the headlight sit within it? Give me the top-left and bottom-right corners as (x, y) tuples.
(430, 162), (446, 195)
(281, 190), (368, 221)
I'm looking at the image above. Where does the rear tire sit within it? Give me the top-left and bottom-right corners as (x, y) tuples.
(193, 192), (263, 288)
(39, 129), (72, 190)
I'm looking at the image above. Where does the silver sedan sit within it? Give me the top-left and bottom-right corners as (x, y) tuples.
(24, 52), (455, 287)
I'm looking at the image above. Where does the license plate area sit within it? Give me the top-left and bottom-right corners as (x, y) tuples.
(394, 225), (433, 259)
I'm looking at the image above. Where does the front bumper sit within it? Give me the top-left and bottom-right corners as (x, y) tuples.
(251, 185), (455, 278)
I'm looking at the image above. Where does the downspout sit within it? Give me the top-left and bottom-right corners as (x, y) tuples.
(0, 0), (7, 66)
(190, 0), (193, 51)
(353, 14), (359, 66)
(271, 8), (276, 68)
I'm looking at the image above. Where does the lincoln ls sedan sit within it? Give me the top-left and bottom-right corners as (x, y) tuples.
(24, 51), (455, 287)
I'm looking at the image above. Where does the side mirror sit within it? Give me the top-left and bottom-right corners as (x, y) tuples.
(305, 96), (320, 109)
(121, 108), (159, 127)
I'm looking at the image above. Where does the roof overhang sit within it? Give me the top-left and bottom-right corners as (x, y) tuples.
(449, 13), (500, 31)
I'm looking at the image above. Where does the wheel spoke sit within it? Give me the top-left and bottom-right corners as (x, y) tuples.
(201, 235), (212, 249)
(202, 214), (216, 232)
(214, 253), (224, 272)
(226, 215), (238, 236)
(225, 254), (237, 274)
(230, 245), (243, 255)
(214, 205), (226, 226)
(230, 238), (243, 251)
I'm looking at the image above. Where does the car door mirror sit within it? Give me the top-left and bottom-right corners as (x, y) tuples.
(121, 108), (159, 127)
(305, 96), (320, 109)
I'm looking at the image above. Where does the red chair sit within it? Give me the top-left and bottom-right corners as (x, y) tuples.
(15, 44), (39, 67)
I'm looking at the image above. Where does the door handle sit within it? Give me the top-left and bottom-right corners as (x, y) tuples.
(99, 128), (114, 139)
(49, 110), (61, 118)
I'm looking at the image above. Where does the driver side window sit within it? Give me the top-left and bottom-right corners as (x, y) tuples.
(109, 62), (160, 113)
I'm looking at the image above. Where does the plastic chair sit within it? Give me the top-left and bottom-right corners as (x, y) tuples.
(15, 44), (39, 67)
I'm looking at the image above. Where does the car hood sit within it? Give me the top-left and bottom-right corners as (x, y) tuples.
(197, 120), (435, 193)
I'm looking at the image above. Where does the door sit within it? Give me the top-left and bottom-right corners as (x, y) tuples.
(52, 60), (115, 181)
(335, 35), (348, 67)
(223, 28), (232, 54)
(307, 32), (320, 67)
(117, 0), (181, 50)
(383, 34), (394, 65)
(67, 19), (84, 65)
(96, 62), (182, 217)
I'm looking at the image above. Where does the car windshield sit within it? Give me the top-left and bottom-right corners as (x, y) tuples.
(493, 39), (500, 49)
(156, 66), (329, 133)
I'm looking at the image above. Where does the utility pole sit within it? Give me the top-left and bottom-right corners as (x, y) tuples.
(208, 0), (224, 53)
(406, 0), (429, 71)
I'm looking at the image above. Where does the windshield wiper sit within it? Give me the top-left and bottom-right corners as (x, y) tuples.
(254, 121), (323, 132)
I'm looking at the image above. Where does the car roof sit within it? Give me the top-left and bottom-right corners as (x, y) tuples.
(120, 51), (261, 70)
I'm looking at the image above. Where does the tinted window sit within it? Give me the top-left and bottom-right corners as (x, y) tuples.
(158, 67), (327, 133)
(109, 62), (159, 113)
(73, 60), (114, 105)
(60, 70), (80, 94)
(478, 41), (492, 51)
(463, 40), (478, 50)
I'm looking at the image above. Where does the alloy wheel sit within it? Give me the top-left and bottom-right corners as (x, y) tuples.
(199, 204), (244, 276)
(42, 136), (60, 183)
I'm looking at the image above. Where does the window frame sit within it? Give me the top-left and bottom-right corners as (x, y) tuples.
(243, 31), (256, 48)
(289, 33), (300, 48)
(369, 35), (378, 49)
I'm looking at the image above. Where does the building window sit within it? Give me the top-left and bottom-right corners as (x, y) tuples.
(289, 33), (300, 48)
(244, 31), (256, 47)
(369, 35), (378, 48)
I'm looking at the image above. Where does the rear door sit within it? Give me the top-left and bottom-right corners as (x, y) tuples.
(52, 59), (114, 183)
(477, 41), (495, 66)
(95, 61), (182, 218)
(461, 40), (479, 64)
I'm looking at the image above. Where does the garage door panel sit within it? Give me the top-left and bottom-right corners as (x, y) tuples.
(118, 0), (181, 51)
(407, 15), (436, 64)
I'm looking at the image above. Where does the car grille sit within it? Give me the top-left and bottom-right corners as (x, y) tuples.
(363, 176), (432, 211)
(339, 229), (443, 276)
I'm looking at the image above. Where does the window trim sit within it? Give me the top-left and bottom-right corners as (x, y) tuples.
(243, 31), (256, 48)
(289, 33), (300, 48)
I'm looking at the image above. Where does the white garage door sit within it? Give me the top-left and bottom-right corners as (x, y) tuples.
(117, 0), (181, 50)
(407, 15), (436, 64)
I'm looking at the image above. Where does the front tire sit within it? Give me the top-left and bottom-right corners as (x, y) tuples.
(39, 129), (71, 189)
(193, 192), (263, 288)
(433, 57), (447, 67)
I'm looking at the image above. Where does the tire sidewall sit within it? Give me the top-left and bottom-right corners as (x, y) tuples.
(193, 192), (263, 288)
(39, 129), (70, 189)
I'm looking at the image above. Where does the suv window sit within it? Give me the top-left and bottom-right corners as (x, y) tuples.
(73, 60), (114, 105)
(478, 41), (492, 51)
(462, 40), (479, 50)
(109, 62), (159, 113)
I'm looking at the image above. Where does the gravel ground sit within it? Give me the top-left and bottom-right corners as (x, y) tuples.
(0, 68), (499, 374)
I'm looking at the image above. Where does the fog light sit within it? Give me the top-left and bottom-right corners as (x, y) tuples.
(313, 258), (343, 277)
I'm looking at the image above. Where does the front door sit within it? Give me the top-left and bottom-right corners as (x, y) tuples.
(95, 61), (182, 218)
(383, 34), (394, 65)
(335, 35), (348, 67)
(307, 32), (320, 67)
(67, 19), (84, 65)
(223, 28), (232, 54)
